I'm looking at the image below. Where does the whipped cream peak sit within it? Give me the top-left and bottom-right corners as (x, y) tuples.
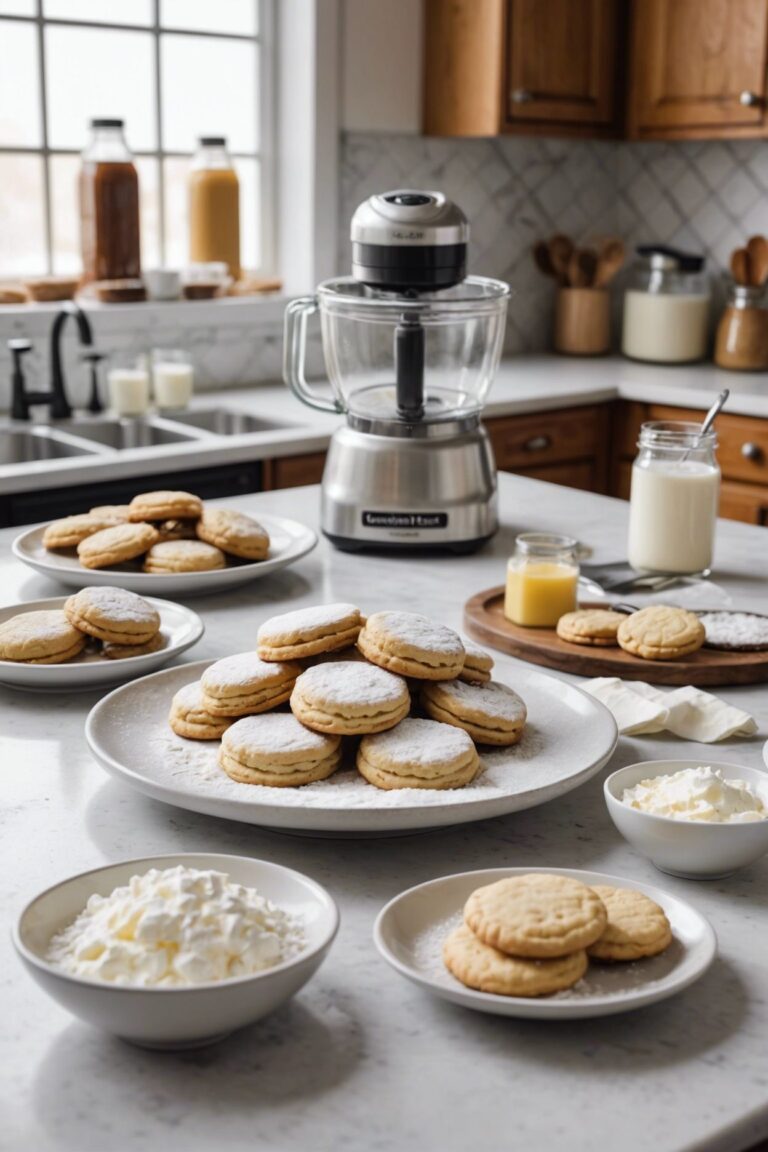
(622, 766), (767, 824)
(47, 866), (305, 987)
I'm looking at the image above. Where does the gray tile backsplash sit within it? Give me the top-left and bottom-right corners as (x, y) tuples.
(340, 132), (768, 353)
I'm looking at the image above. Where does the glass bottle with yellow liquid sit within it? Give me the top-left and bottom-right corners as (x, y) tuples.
(505, 533), (579, 627)
(188, 136), (241, 281)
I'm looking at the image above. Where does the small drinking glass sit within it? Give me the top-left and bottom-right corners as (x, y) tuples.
(152, 348), (194, 411)
(106, 352), (150, 416)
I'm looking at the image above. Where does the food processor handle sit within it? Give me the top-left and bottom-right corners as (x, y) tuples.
(283, 296), (343, 414)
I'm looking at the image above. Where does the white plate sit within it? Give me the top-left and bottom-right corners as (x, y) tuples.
(374, 866), (717, 1019)
(0, 596), (203, 690)
(12, 513), (317, 596)
(85, 656), (618, 834)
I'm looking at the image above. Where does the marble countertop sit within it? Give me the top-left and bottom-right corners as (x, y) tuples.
(2, 473), (768, 1152)
(2, 355), (767, 496)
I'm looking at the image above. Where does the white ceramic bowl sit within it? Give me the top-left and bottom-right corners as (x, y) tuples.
(605, 760), (768, 879)
(13, 853), (339, 1049)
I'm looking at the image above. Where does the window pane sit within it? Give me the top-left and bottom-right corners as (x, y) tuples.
(0, 0), (35, 14)
(238, 156), (260, 272)
(160, 0), (257, 36)
(45, 25), (156, 150)
(44, 0), (152, 25)
(0, 20), (41, 146)
(50, 153), (81, 275)
(161, 34), (257, 152)
(0, 154), (46, 276)
(136, 155), (161, 269)
(162, 155), (191, 268)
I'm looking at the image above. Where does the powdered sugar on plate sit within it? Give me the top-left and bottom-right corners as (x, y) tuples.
(700, 610), (768, 651)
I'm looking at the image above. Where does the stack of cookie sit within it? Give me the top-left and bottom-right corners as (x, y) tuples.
(0, 586), (163, 665)
(168, 603), (529, 792)
(556, 605), (706, 662)
(42, 491), (270, 573)
(443, 873), (672, 998)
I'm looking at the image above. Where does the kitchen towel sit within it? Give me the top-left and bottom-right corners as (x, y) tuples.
(584, 678), (759, 743)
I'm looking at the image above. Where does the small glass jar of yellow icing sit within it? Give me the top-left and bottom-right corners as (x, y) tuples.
(505, 533), (579, 628)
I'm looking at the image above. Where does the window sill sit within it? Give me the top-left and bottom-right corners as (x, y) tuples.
(0, 293), (289, 335)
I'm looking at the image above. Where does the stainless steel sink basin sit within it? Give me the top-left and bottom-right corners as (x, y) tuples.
(165, 408), (296, 435)
(52, 417), (202, 449)
(0, 426), (100, 465)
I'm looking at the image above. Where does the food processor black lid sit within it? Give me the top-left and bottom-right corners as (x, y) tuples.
(350, 190), (469, 291)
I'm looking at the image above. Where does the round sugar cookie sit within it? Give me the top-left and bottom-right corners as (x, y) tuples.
(459, 638), (494, 683)
(102, 632), (165, 659)
(201, 652), (301, 717)
(219, 713), (341, 787)
(169, 681), (232, 740)
(587, 885), (672, 962)
(421, 679), (526, 746)
(43, 514), (117, 550)
(357, 717), (480, 791)
(77, 523), (159, 569)
(291, 660), (410, 735)
(464, 873), (607, 959)
(357, 611), (465, 680)
(556, 609), (625, 647)
(128, 490), (203, 521)
(196, 507), (270, 561)
(257, 603), (362, 661)
(0, 609), (87, 664)
(444, 923), (587, 997)
(142, 540), (226, 573)
(617, 605), (705, 661)
(89, 505), (132, 523)
(64, 586), (160, 646)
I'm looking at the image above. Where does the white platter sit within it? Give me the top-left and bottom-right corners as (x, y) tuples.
(0, 596), (203, 690)
(374, 866), (717, 1019)
(85, 656), (618, 835)
(12, 513), (318, 596)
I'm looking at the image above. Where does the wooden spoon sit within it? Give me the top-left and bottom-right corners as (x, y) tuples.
(730, 248), (750, 287)
(548, 234), (574, 285)
(593, 238), (625, 287)
(746, 235), (768, 287)
(533, 241), (558, 280)
(568, 247), (598, 288)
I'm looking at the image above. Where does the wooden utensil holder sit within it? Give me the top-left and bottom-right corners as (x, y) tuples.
(555, 287), (610, 356)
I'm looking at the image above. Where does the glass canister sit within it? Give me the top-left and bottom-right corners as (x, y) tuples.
(504, 533), (579, 628)
(622, 247), (710, 364)
(628, 422), (720, 575)
(714, 284), (768, 371)
(79, 118), (141, 284)
(189, 136), (241, 281)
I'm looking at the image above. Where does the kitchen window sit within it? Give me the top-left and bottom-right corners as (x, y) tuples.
(0, 0), (272, 277)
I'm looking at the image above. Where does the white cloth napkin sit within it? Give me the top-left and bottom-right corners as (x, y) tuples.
(584, 678), (758, 743)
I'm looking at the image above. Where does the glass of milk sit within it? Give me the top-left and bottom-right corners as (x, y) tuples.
(622, 248), (710, 364)
(151, 348), (194, 410)
(107, 352), (150, 416)
(628, 421), (720, 574)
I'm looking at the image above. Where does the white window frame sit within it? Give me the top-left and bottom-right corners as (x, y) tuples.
(0, 0), (275, 276)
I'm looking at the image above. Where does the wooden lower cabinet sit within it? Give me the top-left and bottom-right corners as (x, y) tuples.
(486, 404), (611, 492)
(262, 452), (327, 490)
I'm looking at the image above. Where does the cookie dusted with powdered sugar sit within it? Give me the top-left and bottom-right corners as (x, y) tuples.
(201, 652), (302, 717)
(169, 681), (232, 741)
(291, 660), (410, 735)
(257, 603), (362, 661)
(219, 713), (341, 787)
(196, 507), (270, 561)
(444, 923), (587, 997)
(357, 611), (465, 680)
(0, 609), (86, 664)
(64, 586), (160, 646)
(421, 679), (526, 746)
(357, 717), (480, 790)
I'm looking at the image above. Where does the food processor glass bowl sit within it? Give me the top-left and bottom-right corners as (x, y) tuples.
(284, 275), (509, 422)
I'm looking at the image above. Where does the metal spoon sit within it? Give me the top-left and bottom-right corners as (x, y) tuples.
(680, 388), (729, 463)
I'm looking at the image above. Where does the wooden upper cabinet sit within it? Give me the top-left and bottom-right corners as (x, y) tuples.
(629, 0), (768, 136)
(423, 0), (505, 136)
(506, 0), (620, 128)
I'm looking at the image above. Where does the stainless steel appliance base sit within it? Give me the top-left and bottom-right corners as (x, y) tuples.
(321, 421), (498, 552)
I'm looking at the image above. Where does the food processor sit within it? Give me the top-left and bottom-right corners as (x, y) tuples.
(284, 190), (509, 551)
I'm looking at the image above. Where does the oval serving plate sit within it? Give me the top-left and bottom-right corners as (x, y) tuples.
(0, 596), (203, 691)
(374, 866), (717, 1020)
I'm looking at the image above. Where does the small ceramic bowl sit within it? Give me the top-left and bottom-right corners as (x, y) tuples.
(13, 853), (339, 1049)
(605, 760), (768, 879)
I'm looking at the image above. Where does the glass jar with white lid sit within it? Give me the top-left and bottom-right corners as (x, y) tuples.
(628, 421), (720, 575)
(622, 246), (710, 364)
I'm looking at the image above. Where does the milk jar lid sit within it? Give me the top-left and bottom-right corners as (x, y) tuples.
(637, 245), (705, 273)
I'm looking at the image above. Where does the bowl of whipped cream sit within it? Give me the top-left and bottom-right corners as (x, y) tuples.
(605, 761), (768, 879)
(13, 854), (339, 1049)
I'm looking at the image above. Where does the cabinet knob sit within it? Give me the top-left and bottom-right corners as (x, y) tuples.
(739, 90), (762, 107)
(741, 441), (764, 462)
(510, 88), (534, 104)
(524, 434), (551, 452)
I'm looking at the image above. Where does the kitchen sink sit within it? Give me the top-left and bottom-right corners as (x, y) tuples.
(165, 408), (297, 435)
(52, 417), (204, 449)
(0, 426), (101, 465)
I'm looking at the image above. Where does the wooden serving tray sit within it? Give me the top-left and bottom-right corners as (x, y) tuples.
(464, 587), (768, 687)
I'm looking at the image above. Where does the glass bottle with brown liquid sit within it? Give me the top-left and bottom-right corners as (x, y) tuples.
(189, 136), (241, 281)
(79, 119), (141, 284)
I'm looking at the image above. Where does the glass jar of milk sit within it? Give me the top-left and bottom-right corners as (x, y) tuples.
(622, 248), (710, 364)
(628, 422), (720, 574)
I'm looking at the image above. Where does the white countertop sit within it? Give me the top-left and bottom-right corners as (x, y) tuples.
(2, 355), (767, 497)
(2, 473), (768, 1152)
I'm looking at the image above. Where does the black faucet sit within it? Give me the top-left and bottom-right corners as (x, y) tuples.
(11, 301), (96, 421)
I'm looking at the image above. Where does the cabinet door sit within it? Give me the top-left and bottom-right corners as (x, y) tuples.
(630, 0), (768, 135)
(506, 0), (620, 127)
